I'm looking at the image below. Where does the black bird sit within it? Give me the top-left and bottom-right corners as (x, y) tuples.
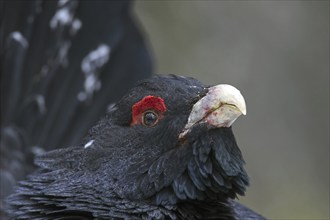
(1, 1), (265, 219)
(7, 75), (265, 219)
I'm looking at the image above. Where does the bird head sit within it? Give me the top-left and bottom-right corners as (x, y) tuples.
(9, 75), (249, 217)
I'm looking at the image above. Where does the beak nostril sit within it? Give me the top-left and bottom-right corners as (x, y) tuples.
(180, 84), (246, 138)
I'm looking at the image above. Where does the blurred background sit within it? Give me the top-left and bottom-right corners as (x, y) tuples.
(134, 1), (329, 219)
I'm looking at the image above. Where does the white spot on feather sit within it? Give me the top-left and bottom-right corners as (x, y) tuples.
(35, 95), (47, 115)
(70, 18), (82, 35)
(107, 103), (117, 112)
(10, 32), (28, 48)
(81, 45), (110, 74)
(78, 44), (111, 102)
(31, 146), (45, 156)
(50, 6), (73, 29)
(84, 140), (94, 149)
(77, 92), (87, 102)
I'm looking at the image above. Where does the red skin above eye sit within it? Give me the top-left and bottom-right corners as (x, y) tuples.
(131, 96), (167, 126)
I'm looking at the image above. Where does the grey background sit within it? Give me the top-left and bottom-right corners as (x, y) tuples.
(134, 1), (329, 219)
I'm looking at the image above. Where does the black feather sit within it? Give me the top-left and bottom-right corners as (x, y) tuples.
(6, 75), (265, 219)
(1, 0), (152, 217)
(2, 1), (265, 219)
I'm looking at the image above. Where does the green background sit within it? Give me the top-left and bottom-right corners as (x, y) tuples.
(135, 1), (329, 219)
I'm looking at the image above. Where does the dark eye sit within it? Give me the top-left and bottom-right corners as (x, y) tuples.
(143, 111), (159, 127)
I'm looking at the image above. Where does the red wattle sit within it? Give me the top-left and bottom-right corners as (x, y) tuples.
(131, 96), (166, 125)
